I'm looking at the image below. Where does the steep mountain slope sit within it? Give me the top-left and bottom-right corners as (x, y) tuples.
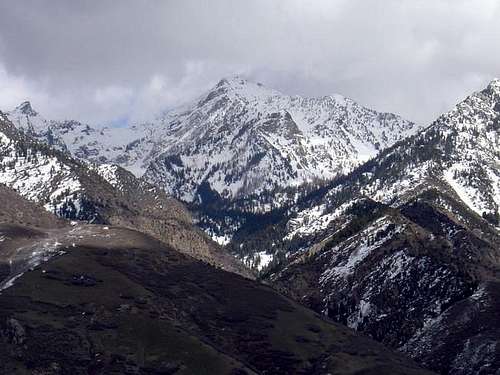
(0, 210), (433, 374)
(268, 193), (499, 371)
(236, 78), (499, 267)
(0, 183), (65, 229)
(0, 113), (250, 277)
(235, 80), (500, 374)
(143, 77), (418, 202)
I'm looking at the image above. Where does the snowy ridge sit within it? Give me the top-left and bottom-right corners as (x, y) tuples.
(283, 79), (500, 241)
(144, 77), (419, 202)
(93, 163), (122, 190)
(243, 250), (274, 271)
(0, 127), (84, 216)
(6, 102), (153, 176)
(285, 198), (361, 240)
(5, 77), (419, 204)
(319, 216), (404, 286)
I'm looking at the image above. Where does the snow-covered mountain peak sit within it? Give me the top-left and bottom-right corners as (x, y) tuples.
(3, 77), (420, 206)
(7, 101), (48, 134)
(209, 77), (354, 107)
(327, 93), (351, 105)
(478, 78), (500, 103)
(202, 76), (283, 104)
(143, 78), (419, 203)
(217, 75), (270, 89)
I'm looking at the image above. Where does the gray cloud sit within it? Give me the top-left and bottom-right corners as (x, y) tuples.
(0, 0), (499, 125)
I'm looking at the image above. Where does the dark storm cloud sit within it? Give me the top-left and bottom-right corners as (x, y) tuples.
(0, 0), (499, 124)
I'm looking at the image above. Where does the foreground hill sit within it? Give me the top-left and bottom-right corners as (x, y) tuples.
(0, 216), (432, 374)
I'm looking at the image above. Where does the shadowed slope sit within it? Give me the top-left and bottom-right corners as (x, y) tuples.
(0, 222), (433, 375)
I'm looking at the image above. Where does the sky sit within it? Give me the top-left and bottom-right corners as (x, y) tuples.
(0, 0), (499, 126)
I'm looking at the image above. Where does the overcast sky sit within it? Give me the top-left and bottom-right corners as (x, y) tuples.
(0, 0), (499, 126)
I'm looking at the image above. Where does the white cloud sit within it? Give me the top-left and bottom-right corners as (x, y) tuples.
(0, 0), (498, 125)
(0, 65), (45, 110)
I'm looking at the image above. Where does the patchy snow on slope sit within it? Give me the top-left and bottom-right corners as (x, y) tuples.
(94, 164), (121, 189)
(0, 238), (66, 292)
(0, 130), (84, 216)
(320, 216), (403, 285)
(43, 175), (83, 214)
(349, 299), (374, 330)
(285, 199), (361, 241)
(444, 167), (480, 214)
(212, 234), (231, 246)
(243, 250), (274, 271)
(443, 164), (498, 216)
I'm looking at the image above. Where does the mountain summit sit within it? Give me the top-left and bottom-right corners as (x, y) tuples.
(279, 78), (500, 246)
(143, 77), (419, 202)
(5, 77), (420, 204)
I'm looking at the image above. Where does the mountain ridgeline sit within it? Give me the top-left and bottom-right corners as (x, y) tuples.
(1, 77), (499, 374)
(244, 79), (500, 373)
(5, 77), (421, 248)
